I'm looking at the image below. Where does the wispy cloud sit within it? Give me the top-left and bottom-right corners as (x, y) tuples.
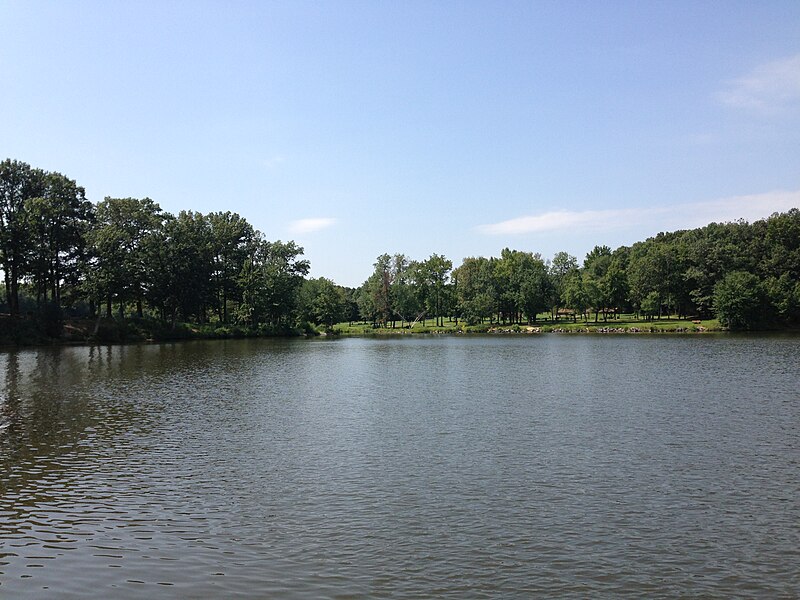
(263, 155), (286, 169)
(288, 217), (338, 234)
(477, 190), (800, 236)
(477, 209), (632, 235)
(719, 54), (800, 114)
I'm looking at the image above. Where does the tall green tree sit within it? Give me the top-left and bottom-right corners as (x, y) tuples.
(87, 197), (164, 318)
(627, 241), (682, 318)
(561, 268), (589, 321)
(207, 211), (256, 323)
(0, 159), (45, 316)
(390, 254), (423, 327)
(163, 211), (215, 323)
(583, 245), (613, 322)
(298, 277), (347, 329)
(25, 172), (94, 309)
(494, 249), (550, 323)
(454, 256), (497, 324)
(549, 252), (578, 319)
(423, 253), (452, 327)
(238, 239), (309, 328)
(713, 271), (766, 330)
(360, 254), (393, 326)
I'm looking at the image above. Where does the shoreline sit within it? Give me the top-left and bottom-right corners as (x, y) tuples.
(4, 319), (800, 350)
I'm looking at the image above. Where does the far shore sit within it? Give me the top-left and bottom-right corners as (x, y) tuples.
(5, 314), (800, 350)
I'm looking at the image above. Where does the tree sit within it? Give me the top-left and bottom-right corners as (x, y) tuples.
(354, 283), (376, 325)
(713, 271), (766, 330)
(390, 254), (423, 327)
(360, 254), (393, 326)
(765, 273), (800, 324)
(640, 291), (661, 320)
(549, 252), (578, 319)
(454, 256), (497, 324)
(0, 159), (45, 316)
(237, 239), (309, 328)
(25, 172), (94, 310)
(423, 253), (452, 327)
(604, 252), (629, 318)
(583, 245), (612, 322)
(561, 268), (589, 321)
(86, 197), (164, 318)
(627, 240), (682, 319)
(298, 277), (347, 329)
(761, 209), (800, 280)
(493, 249), (550, 324)
(207, 211), (256, 323)
(518, 254), (551, 324)
(167, 211), (215, 322)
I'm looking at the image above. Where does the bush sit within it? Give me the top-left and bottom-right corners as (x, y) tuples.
(713, 271), (766, 330)
(299, 321), (320, 336)
(37, 302), (63, 338)
(94, 318), (122, 343)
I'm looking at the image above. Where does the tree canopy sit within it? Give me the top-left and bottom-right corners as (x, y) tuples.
(2, 158), (799, 335)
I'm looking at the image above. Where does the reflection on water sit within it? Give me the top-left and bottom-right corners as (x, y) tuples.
(1, 336), (799, 598)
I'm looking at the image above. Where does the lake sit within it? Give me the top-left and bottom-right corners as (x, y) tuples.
(1, 335), (798, 598)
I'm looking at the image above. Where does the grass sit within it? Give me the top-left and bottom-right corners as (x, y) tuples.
(332, 314), (723, 335)
(1, 312), (724, 347)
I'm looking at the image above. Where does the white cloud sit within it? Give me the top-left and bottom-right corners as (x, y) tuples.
(687, 190), (800, 224)
(719, 54), (800, 114)
(288, 217), (338, 234)
(477, 209), (634, 235)
(263, 155), (286, 169)
(477, 190), (800, 236)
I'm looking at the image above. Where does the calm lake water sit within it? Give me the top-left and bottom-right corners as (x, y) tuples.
(1, 335), (798, 598)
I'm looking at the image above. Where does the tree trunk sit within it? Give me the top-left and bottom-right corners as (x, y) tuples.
(9, 267), (20, 317)
(4, 270), (11, 314)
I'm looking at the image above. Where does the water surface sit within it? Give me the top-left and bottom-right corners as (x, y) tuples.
(1, 335), (798, 597)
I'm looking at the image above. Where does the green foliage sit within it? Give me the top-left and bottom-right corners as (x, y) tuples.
(422, 253), (452, 327)
(298, 277), (347, 328)
(640, 291), (661, 318)
(713, 271), (766, 330)
(207, 211), (256, 323)
(454, 256), (497, 324)
(549, 251), (578, 316)
(86, 197), (164, 317)
(561, 269), (589, 319)
(765, 273), (800, 322)
(237, 239), (309, 327)
(3, 157), (800, 344)
(493, 248), (550, 323)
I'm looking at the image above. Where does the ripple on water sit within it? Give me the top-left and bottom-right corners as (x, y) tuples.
(1, 336), (799, 597)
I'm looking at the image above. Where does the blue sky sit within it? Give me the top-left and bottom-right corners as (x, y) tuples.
(2, 1), (799, 286)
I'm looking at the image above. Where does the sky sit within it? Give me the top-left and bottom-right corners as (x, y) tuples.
(2, 1), (799, 287)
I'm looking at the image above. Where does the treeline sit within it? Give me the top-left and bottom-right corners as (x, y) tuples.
(2, 158), (799, 337)
(0, 159), (349, 338)
(355, 211), (800, 330)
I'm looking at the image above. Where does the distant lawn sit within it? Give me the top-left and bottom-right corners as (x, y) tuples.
(332, 314), (722, 335)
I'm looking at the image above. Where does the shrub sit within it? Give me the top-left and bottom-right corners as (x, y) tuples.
(713, 271), (766, 330)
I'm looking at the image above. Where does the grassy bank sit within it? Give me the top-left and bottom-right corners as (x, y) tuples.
(333, 314), (724, 335)
(7, 312), (793, 348)
(0, 315), (311, 347)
